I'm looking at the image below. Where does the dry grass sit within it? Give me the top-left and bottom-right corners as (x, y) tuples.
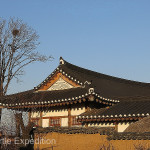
(99, 143), (115, 150)
(134, 144), (150, 150)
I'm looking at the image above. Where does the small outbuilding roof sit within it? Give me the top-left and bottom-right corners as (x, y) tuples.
(124, 115), (150, 133)
(78, 101), (150, 120)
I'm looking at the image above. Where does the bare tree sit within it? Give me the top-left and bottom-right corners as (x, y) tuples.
(0, 18), (52, 149)
(0, 17), (52, 96)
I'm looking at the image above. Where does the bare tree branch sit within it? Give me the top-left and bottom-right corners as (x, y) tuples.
(0, 17), (53, 96)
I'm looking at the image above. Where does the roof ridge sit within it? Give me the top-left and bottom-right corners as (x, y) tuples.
(63, 59), (150, 88)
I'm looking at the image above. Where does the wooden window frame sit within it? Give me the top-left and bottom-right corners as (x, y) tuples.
(71, 116), (82, 126)
(49, 117), (61, 127)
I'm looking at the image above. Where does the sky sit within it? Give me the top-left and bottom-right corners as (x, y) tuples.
(0, 0), (150, 94)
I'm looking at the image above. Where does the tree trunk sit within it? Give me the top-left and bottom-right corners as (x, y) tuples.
(0, 79), (3, 129)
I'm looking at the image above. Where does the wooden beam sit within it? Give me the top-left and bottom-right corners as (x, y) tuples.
(96, 99), (99, 102)
(83, 98), (86, 102)
(79, 99), (82, 103)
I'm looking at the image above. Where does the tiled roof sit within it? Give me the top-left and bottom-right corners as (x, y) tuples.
(35, 57), (150, 100)
(34, 127), (115, 135)
(1, 57), (150, 110)
(108, 132), (150, 140)
(124, 116), (150, 133)
(0, 85), (118, 108)
(78, 101), (150, 119)
(45, 57), (150, 99)
(0, 87), (87, 106)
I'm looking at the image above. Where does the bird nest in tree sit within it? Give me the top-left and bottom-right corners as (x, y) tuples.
(12, 29), (19, 36)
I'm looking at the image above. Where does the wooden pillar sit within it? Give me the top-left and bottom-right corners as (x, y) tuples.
(39, 112), (42, 127)
(84, 101), (90, 128)
(85, 123), (88, 128)
(28, 111), (31, 122)
(114, 122), (118, 132)
(68, 105), (71, 127)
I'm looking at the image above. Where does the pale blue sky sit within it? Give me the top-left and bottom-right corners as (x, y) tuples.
(1, 0), (150, 94)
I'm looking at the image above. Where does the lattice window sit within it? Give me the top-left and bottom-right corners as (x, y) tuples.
(72, 117), (81, 125)
(49, 118), (60, 126)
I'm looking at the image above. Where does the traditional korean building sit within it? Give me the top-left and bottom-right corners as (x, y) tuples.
(1, 57), (150, 132)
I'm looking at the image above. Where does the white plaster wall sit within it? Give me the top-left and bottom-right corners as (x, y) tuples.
(88, 123), (115, 127)
(31, 112), (40, 118)
(71, 104), (85, 115)
(42, 119), (49, 127)
(42, 104), (85, 117)
(31, 104), (85, 125)
(118, 122), (130, 132)
(42, 109), (68, 117)
(61, 118), (68, 127)
(71, 107), (85, 115)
